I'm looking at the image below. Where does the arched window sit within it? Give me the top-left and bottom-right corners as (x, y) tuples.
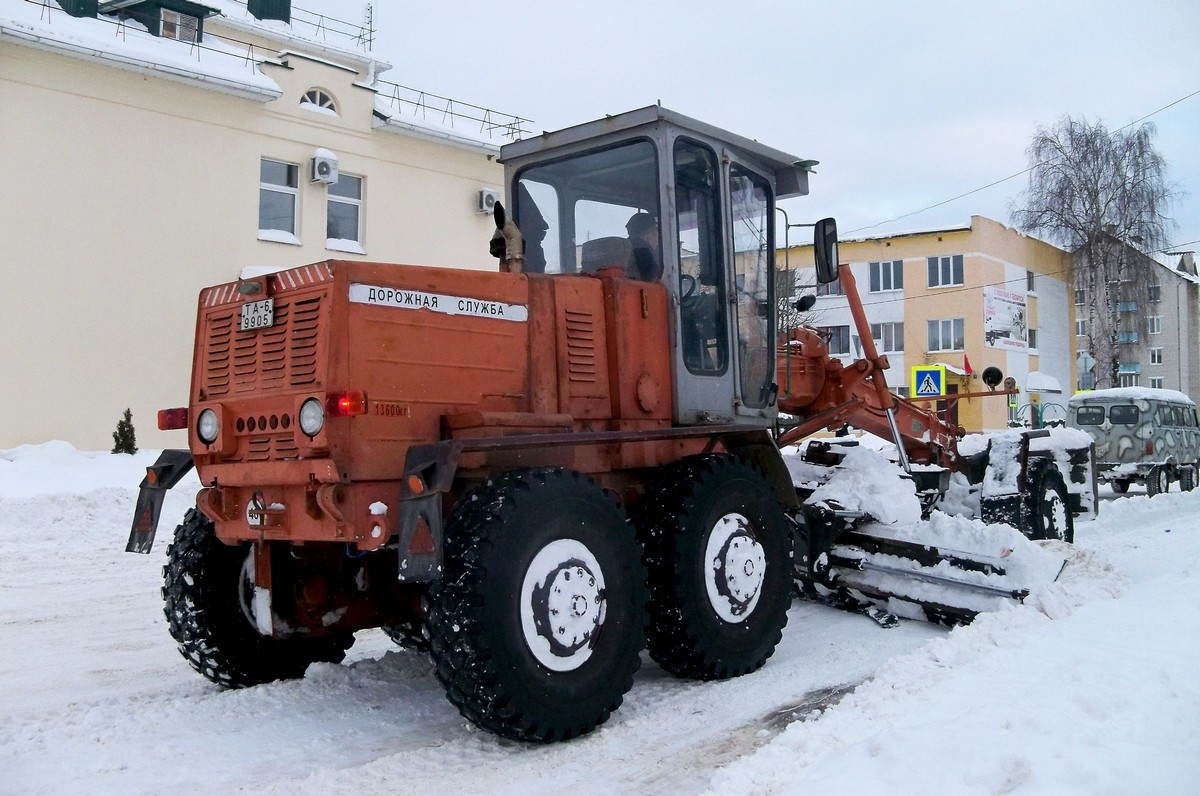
(301, 89), (337, 115)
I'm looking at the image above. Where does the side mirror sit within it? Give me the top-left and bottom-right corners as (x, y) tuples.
(794, 294), (817, 312)
(813, 217), (839, 284)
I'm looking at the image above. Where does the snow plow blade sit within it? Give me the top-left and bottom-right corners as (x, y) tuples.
(797, 503), (1068, 627)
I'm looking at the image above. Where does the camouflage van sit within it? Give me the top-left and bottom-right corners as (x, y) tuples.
(1068, 388), (1200, 495)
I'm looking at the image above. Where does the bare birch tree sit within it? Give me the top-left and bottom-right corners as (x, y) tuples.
(1011, 116), (1176, 389)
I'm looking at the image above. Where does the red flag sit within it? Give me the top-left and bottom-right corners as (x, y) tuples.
(964, 355), (974, 375)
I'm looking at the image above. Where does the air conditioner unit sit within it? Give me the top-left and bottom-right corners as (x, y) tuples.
(477, 188), (501, 214)
(311, 154), (339, 185)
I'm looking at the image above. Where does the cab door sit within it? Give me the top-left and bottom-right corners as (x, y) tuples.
(670, 138), (776, 425)
(671, 138), (734, 424)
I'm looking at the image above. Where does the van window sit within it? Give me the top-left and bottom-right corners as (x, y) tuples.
(1076, 407), (1105, 425)
(1109, 405), (1139, 425)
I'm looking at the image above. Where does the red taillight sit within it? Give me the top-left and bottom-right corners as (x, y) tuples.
(158, 408), (188, 430)
(1146, 442), (1155, 455)
(326, 391), (367, 417)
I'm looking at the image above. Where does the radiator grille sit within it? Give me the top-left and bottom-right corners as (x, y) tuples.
(202, 293), (326, 398)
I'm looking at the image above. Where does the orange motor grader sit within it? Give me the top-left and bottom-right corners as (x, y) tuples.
(128, 106), (1091, 742)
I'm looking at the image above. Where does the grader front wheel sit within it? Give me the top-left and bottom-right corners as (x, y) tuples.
(635, 455), (792, 680)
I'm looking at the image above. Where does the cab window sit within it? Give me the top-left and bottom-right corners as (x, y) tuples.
(515, 140), (660, 277)
(674, 139), (727, 375)
(729, 165), (773, 408)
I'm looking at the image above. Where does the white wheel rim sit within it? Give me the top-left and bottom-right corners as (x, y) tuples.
(520, 539), (606, 672)
(704, 513), (766, 623)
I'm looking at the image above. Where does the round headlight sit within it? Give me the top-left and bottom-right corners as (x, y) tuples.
(196, 408), (219, 444)
(298, 397), (325, 437)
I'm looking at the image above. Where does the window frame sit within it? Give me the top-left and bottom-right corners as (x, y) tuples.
(302, 88), (338, 115)
(1150, 347), (1164, 365)
(820, 325), (852, 356)
(258, 157), (300, 243)
(869, 259), (903, 293)
(326, 173), (364, 252)
(927, 318), (965, 352)
(1148, 315), (1162, 335)
(927, 254), (964, 288)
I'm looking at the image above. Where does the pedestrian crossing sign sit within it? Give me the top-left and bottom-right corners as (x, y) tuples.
(911, 365), (946, 398)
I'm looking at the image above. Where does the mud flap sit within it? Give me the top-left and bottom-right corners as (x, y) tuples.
(126, 450), (194, 554)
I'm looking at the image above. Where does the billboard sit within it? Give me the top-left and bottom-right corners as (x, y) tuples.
(983, 286), (1027, 351)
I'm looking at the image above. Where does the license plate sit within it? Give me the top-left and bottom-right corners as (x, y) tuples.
(240, 298), (275, 331)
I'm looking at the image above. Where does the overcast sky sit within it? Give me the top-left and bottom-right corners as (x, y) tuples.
(308, 0), (1198, 258)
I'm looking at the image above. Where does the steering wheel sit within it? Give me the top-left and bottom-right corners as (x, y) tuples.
(680, 274), (698, 304)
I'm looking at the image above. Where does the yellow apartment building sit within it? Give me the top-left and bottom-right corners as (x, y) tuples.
(782, 216), (1075, 433)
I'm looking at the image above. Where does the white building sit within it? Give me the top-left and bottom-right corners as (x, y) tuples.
(1, 0), (525, 448)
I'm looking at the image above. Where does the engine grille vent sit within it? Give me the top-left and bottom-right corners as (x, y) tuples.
(202, 294), (326, 398)
(564, 308), (598, 384)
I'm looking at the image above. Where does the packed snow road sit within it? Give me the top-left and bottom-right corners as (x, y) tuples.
(2, 444), (1198, 794)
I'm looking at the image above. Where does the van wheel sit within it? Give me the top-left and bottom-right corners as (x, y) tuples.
(634, 455), (792, 680)
(1147, 466), (1170, 497)
(1179, 466), (1196, 492)
(427, 468), (645, 742)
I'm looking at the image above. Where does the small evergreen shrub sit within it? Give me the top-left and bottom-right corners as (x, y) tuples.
(112, 408), (137, 455)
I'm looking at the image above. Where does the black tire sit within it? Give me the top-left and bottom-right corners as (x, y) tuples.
(1112, 479), (1130, 494)
(1180, 466), (1197, 492)
(381, 615), (431, 652)
(1026, 465), (1074, 543)
(634, 455), (792, 680)
(1146, 465), (1170, 497)
(162, 508), (353, 688)
(427, 468), (646, 742)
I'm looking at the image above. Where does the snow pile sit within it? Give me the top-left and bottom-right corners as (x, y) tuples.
(802, 445), (923, 527)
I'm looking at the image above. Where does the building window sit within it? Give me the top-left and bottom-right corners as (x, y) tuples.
(161, 9), (200, 42)
(1150, 347), (1164, 365)
(1150, 377), (1164, 389)
(1028, 328), (1038, 351)
(1148, 316), (1162, 334)
(1075, 318), (1087, 336)
(816, 275), (844, 296)
(327, 174), (363, 251)
(1026, 269), (1036, 292)
(819, 325), (851, 356)
(1118, 373), (1141, 388)
(869, 260), (903, 292)
(927, 254), (964, 288)
(259, 158), (299, 241)
(1074, 288), (1086, 305)
(301, 88), (338, 115)
(1149, 284), (1161, 302)
(870, 321), (904, 353)
(928, 318), (965, 352)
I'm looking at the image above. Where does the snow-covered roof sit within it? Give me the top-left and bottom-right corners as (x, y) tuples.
(1, 0), (282, 100)
(1026, 371), (1063, 393)
(1068, 386), (1195, 406)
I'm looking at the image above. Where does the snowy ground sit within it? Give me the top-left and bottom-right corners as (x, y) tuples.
(2, 442), (1198, 795)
